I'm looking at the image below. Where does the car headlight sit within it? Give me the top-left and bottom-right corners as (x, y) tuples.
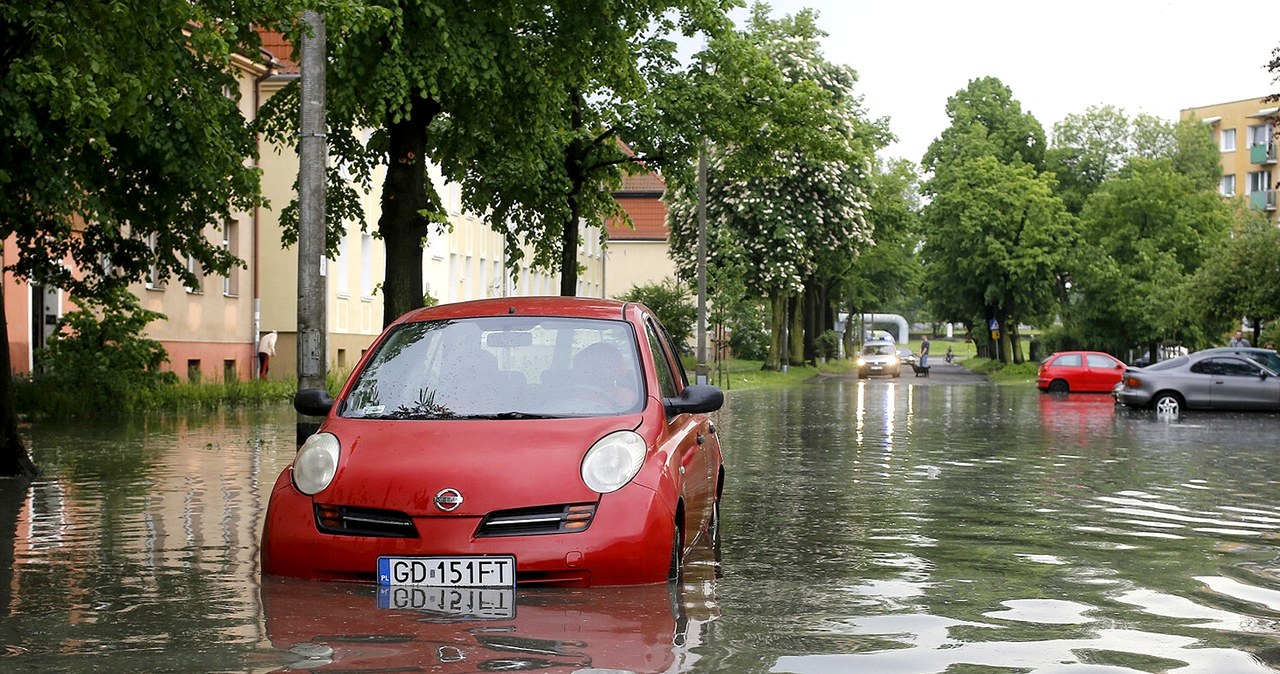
(856, 357), (866, 367)
(581, 430), (646, 493)
(293, 432), (340, 495)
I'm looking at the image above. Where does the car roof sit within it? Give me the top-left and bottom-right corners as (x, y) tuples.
(394, 296), (634, 324)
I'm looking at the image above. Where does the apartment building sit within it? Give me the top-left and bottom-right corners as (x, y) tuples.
(1180, 97), (1278, 221)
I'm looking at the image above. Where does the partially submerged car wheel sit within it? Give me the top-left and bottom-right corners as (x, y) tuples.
(1047, 379), (1069, 394)
(668, 523), (683, 583)
(1153, 392), (1183, 418)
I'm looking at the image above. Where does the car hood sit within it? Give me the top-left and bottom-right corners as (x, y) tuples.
(313, 415), (644, 516)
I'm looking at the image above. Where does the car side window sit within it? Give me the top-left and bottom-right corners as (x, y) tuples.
(1217, 358), (1261, 377)
(1190, 360), (1217, 375)
(644, 320), (679, 399)
(1056, 354), (1082, 367)
(1086, 354), (1116, 369)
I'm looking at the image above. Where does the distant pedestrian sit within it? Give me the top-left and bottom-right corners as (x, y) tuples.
(258, 330), (278, 378)
(1229, 330), (1250, 348)
(920, 335), (930, 368)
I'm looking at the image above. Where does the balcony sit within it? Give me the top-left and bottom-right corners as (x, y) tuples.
(1249, 190), (1277, 211)
(1250, 143), (1277, 164)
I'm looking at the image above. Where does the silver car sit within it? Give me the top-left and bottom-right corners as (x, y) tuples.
(1114, 351), (1280, 415)
(857, 340), (901, 378)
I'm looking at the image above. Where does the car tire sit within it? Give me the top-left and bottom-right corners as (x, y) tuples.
(1047, 379), (1069, 394)
(667, 523), (683, 583)
(1153, 392), (1183, 417)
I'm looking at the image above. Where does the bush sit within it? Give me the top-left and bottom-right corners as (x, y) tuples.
(23, 290), (173, 418)
(617, 279), (696, 353)
(815, 330), (840, 360)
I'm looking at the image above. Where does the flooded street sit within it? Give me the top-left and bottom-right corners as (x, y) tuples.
(4, 375), (1280, 672)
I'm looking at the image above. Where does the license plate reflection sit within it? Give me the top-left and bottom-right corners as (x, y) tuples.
(377, 585), (515, 620)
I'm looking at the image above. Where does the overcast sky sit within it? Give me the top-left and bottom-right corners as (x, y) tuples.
(751, 0), (1279, 163)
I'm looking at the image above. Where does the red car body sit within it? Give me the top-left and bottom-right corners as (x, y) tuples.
(1036, 350), (1126, 394)
(261, 297), (724, 587)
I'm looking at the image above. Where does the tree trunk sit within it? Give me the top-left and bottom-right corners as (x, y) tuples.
(766, 290), (785, 371)
(559, 198), (580, 296)
(379, 96), (442, 327)
(0, 283), (37, 478)
(789, 292), (804, 367)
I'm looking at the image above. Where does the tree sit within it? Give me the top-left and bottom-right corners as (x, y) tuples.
(920, 155), (1076, 364)
(1047, 106), (1221, 215)
(922, 76), (1046, 174)
(838, 158), (923, 355)
(261, 1), (737, 321)
(666, 6), (886, 370)
(1189, 211), (1280, 345)
(1065, 158), (1233, 359)
(0, 2), (291, 477)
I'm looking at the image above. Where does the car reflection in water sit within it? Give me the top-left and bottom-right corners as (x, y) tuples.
(262, 545), (721, 673)
(1038, 391), (1117, 447)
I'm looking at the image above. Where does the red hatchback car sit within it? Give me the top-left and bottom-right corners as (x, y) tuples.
(1037, 350), (1126, 394)
(261, 297), (725, 587)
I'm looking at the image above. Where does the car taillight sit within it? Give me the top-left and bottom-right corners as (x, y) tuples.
(1124, 376), (1142, 388)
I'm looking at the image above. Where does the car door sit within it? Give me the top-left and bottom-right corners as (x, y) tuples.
(1085, 354), (1123, 392)
(1207, 357), (1280, 410)
(643, 317), (714, 540)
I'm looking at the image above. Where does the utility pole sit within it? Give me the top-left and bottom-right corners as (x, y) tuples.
(297, 10), (327, 438)
(695, 141), (709, 385)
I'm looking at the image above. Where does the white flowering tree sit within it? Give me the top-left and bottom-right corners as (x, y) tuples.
(667, 7), (884, 369)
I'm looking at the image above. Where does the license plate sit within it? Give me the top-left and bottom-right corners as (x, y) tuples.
(377, 585), (515, 619)
(377, 555), (516, 587)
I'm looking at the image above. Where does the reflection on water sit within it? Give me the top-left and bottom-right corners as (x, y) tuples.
(2, 382), (1280, 673)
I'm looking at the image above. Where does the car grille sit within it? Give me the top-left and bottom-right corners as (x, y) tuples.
(315, 504), (418, 538)
(475, 503), (596, 537)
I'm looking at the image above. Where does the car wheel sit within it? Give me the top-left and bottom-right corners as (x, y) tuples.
(1047, 379), (1069, 394)
(667, 522), (683, 583)
(1153, 392), (1182, 417)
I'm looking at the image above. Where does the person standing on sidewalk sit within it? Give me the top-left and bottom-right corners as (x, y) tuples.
(258, 330), (278, 378)
(920, 334), (930, 368)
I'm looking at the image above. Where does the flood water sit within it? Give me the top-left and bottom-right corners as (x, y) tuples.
(4, 376), (1280, 673)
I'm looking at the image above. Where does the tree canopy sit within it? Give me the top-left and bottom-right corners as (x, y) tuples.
(0, 0), (292, 476)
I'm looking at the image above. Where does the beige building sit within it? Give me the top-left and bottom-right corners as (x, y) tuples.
(604, 171), (677, 299)
(1180, 97), (1278, 222)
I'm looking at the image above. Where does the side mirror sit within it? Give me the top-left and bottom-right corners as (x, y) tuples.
(294, 388), (335, 417)
(664, 384), (724, 416)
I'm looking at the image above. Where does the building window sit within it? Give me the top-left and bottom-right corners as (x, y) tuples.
(222, 219), (239, 297)
(1248, 170), (1272, 194)
(145, 233), (165, 290)
(223, 359), (237, 382)
(187, 359), (202, 382)
(335, 230), (350, 297)
(1220, 128), (1236, 152)
(1220, 175), (1236, 197)
(1248, 124), (1273, 147)
(185, 254), (204, 294)
(360, 233), (374, 299)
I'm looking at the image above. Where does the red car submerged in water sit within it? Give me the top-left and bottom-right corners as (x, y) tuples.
(261, 297), (725, 587)
(1036, 350), (1126, 394)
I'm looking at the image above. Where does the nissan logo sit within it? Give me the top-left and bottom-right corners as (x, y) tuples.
(434, 488), (463, 512)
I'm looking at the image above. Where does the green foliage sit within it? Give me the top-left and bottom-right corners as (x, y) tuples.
(617, 279), (697, 353)
(815, 330), (840, 360)
(1188, 210), (1280, 340)
(1063, 157), (1232, 354)
(922, 76), (1046, 174)
(25, 291), (173, 418)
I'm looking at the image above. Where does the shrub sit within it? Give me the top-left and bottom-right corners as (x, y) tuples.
(24, 289), (173, 418)
(617, 279), (696, 353)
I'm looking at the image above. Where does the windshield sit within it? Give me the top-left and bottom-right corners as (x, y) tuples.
(339, 316), (644, 419)
(862, 343), (895, 356)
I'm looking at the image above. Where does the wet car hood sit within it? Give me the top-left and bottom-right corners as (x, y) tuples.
(314, 414), (645, 516)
